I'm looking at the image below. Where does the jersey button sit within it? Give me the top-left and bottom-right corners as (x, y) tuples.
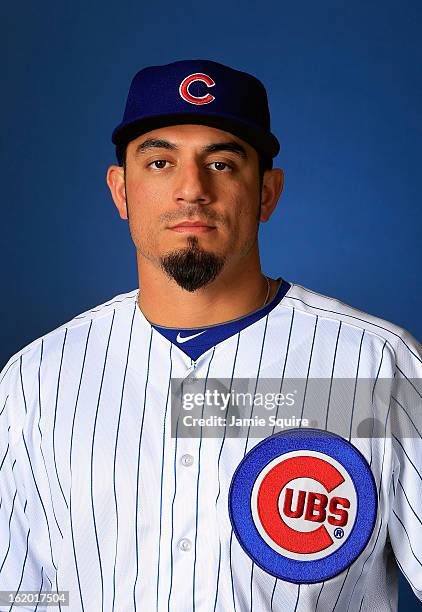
(178, 538), (192, 552)
(181, 454), (194, 467)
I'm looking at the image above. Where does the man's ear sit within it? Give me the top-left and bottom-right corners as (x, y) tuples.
(260, 168), (284, 222)
(106, 165), (127, 219)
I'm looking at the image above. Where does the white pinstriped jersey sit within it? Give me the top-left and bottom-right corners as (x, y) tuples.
(0, 281), (421, 612)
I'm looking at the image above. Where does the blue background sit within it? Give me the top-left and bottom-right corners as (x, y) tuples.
(1, 1), (421, 608)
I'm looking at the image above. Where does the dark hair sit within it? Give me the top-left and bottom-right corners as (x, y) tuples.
(116, 142), (273, 187)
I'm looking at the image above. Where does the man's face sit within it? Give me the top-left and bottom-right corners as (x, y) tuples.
(109, 124), (281, 291)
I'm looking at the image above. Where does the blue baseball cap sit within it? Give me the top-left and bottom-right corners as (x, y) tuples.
(111, 59), (280, 164)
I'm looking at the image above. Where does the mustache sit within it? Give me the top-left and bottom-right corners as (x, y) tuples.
(159, 205), (225, 225)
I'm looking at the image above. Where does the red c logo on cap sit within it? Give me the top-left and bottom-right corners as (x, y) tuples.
(179, 73), (215, 105)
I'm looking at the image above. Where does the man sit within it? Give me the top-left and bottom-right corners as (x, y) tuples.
(0, 59), (421, 611)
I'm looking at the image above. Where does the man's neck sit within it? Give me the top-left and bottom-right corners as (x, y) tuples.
(136, 260), (279, 329)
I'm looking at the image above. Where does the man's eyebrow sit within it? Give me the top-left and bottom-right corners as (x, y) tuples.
(135, 139), (177, 155)
(134, 138), (248, 158)
(203, 141), (247, 158)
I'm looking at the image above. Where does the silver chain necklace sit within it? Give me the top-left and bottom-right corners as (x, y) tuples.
(262, 275), (271, 307)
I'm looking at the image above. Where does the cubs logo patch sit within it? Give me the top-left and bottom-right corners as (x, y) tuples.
(179, 72), (216, 105)
(228, 429), (377, 583)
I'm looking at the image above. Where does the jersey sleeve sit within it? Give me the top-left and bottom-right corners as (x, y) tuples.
(388, 329), (422, 601)
(0, 359), (55, 611)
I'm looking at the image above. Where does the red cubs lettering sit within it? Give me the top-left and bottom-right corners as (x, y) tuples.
(328, 496), (350, 527)
(283, 488), (306, 518)
(257, 456), (354, 554)
(282, 488), (350, 526)
(304, 492), (328, 522)
(258, 456), (346, 554)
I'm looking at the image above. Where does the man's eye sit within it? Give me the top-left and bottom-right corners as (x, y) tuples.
(209, 161), (232, 172)
(149, 160), (169, 169)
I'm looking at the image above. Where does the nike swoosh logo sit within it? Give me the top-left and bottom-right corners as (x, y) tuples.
(176, 331), (206, 344)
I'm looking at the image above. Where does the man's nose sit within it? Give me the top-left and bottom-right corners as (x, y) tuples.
(173, 161), (212, 205)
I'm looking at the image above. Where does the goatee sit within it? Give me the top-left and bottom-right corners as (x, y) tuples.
(160, 236), (225, 292)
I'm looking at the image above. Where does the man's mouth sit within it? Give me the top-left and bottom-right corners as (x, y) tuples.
(169, 221), (216, 234)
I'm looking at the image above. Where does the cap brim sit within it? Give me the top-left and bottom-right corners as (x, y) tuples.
(112, 112), (280, 159)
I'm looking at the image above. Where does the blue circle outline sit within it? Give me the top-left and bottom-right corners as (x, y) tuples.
(228, 429), (378, 584)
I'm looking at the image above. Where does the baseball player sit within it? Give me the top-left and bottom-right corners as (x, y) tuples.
(0, 59), (421, 612)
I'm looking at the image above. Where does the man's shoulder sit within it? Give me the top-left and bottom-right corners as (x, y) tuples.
(283, 282), (421, 366)
(0, 288), (139, 389)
